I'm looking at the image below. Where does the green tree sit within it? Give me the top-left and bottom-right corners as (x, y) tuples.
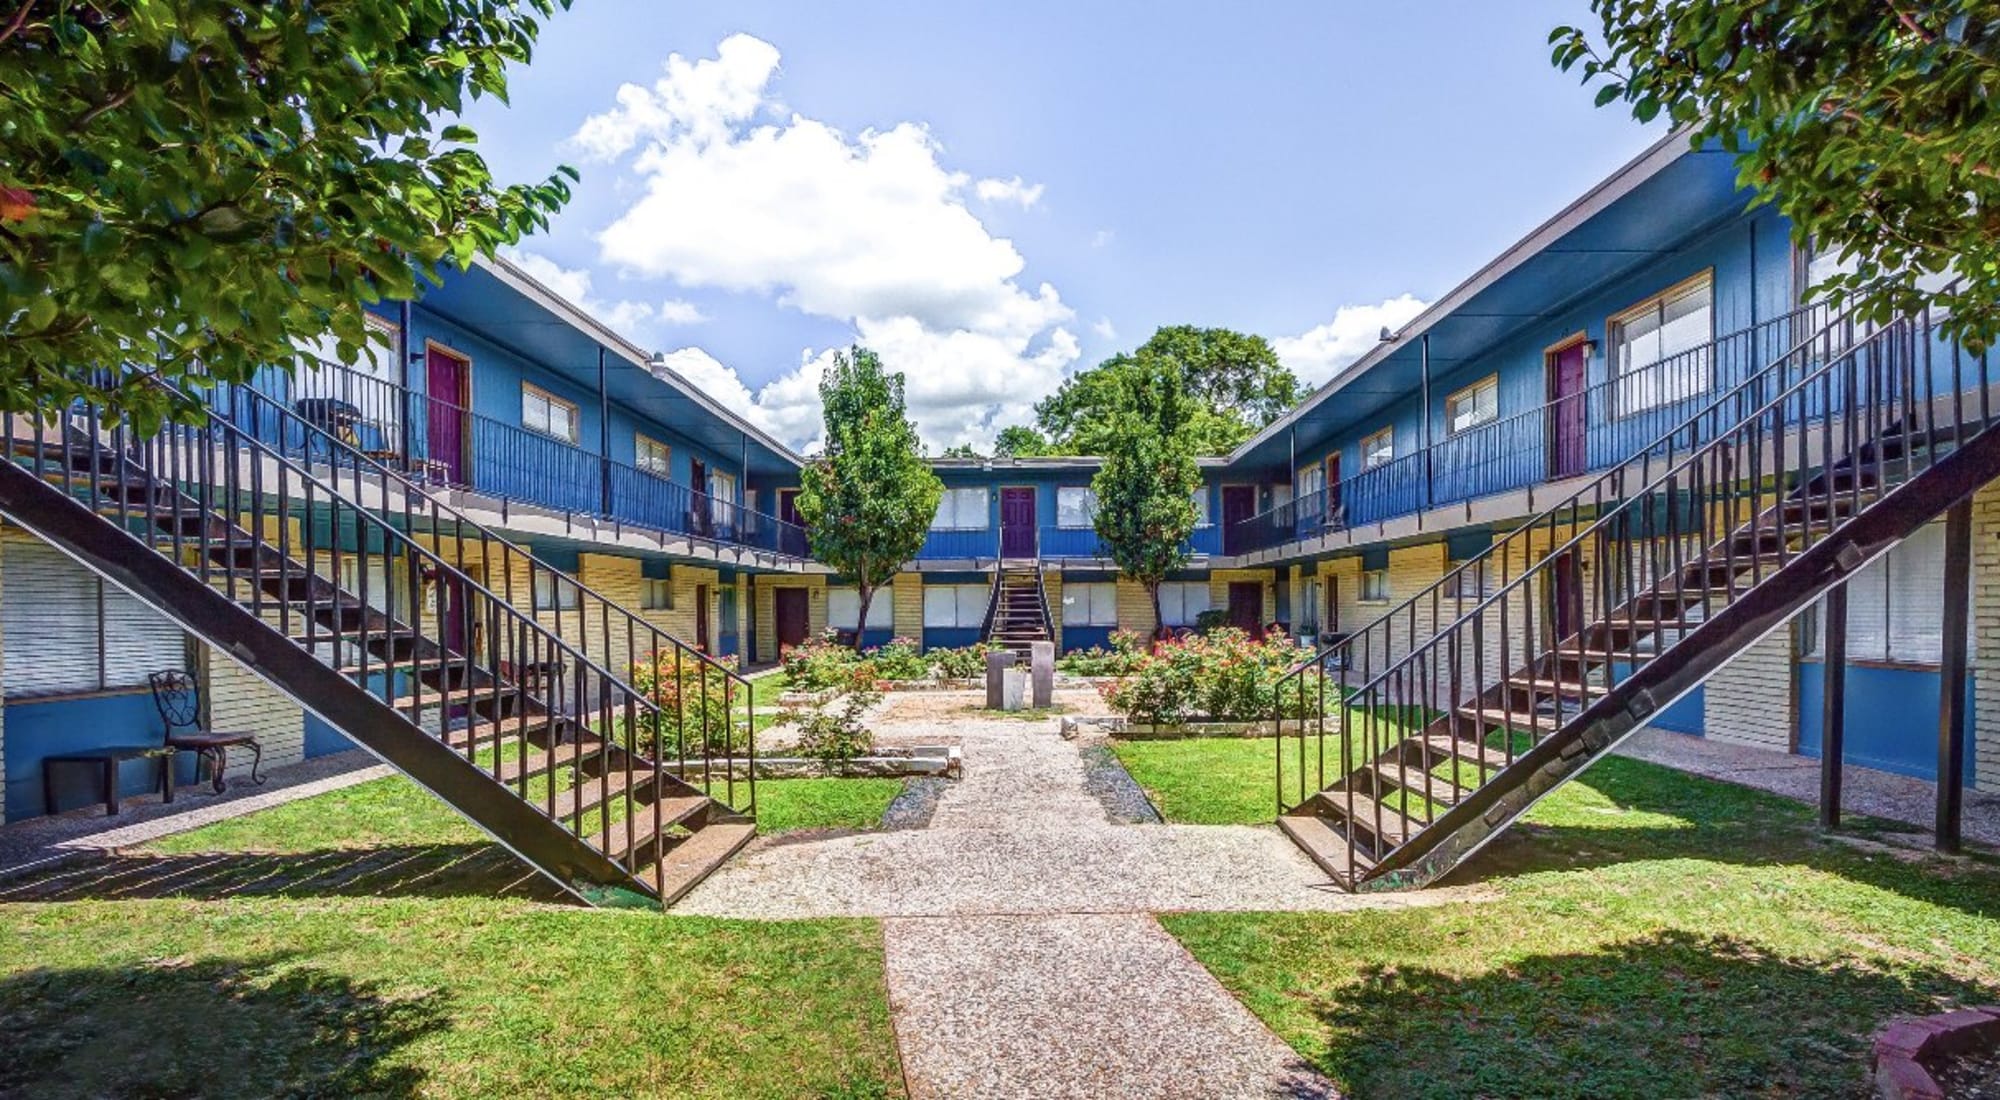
(993, 425), (1055, 457)
(1552, 1), (2000, 348)
(1091, 360), (1202, 639)
(1034, 326), (1299, 455)
(798, 347), (944, 650)
(0, 0), (577, 429)
(936, 443), (981, 459)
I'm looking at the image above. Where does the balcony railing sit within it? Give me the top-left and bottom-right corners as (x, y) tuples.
(233, 357), (810, 561)
(1226, 301), (1843, 556)
(915, 522), (1222, 562)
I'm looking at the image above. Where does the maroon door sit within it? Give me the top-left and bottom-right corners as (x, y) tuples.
(774, 588), (810, 651)
(425, 347), (468, 485)
(1000, 488), (1036, 557)
(1227, 581), (1263, 634)
(1323, 453), (1342, 525)
(694, 584), (711, 651)
(1548, 342), (1588, 478)
(1221, 485), (1257, 554)
(689, 458), (709, 535)
(1551, 551), (1583, 641)
(777, 489), (803, 527)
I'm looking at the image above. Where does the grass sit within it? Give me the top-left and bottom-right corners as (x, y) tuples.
(749, 777), (906, 834)
(1109, 736), (1276, 825)
(1156, 752), (2000, 1098)
(5, 763), (905, 1098)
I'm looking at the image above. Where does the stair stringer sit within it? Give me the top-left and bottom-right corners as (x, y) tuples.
(0, 458), (658, 908)
(1350, 422), (2000, 892)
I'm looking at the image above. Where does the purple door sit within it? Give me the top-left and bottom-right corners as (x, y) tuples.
(425, 347), (468, 485)
(1000, 488), (1036, 558)
(1549, 342), (1588, 478)
(1221, 485), (1256, 555)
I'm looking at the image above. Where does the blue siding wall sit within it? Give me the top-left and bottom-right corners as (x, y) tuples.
(1062, 626), (1115, 653)
(3, 693), (182, 821)
(921, 466), (1226, 559)
(1798, 663), (1978, 784)
(923, 627), (983, 651)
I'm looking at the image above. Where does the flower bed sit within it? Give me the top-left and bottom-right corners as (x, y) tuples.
(1096, 626), (1331, 726)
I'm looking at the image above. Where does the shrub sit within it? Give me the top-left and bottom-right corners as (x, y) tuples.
(787, 664), (881, 762)
(1056, 629), (1148, 677)
(866, 636), (931, 682)
(782, 631), (866, 691)
(1101, 626), (1324, 724)
(1192, 608), (1230, 635)
(627, 649), (748, 754)
(928, 642), (997, 679)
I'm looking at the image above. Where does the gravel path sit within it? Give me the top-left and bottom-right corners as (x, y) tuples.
(682, 689), (1468, 1098)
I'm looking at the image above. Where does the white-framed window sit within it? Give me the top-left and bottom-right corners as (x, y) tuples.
(292, 312), (404, 445)
(1191, 488), (1211, 527)
(1295, 462), (1326, 501)
(1056, 486), (1097, 529)
(923, 583), (991, 628)
(1609, 272), (1714, 416)
(642, 578), (673, 611)
(709, 470), (738, 525)
(522, 382), (580, 443)
(1296, 575), (1322, 633)
(1807, 522), (1970, 664)
(1157, 581), (1212, 627)
(2, 537), (186, 698)
(827, 586), (894, 631)
(533, 570), (581, 612)
(338, 556), (413, 618)
(1362, 427), (1395, 471)
(636, 433), (672, 478)
(1062, 582), (1118, 627)
(1359, 568), (1390, 602)
(932, 487), (990, 530)
(1442, 558), (1496, 600)
(1445, 375), (1499, 436)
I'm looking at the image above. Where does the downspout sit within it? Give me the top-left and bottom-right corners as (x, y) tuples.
(597, 347), (612, 516)
(399, 300), (415, 463)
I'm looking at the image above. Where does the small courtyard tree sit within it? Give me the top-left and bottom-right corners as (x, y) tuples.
(1551, 1), (2000, 348)
(0, 0), (577, 428)
(797, 346), (944, 651)
(1091, 361), (1202, 641)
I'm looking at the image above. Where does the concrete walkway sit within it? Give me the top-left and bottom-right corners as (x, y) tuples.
(0, 750), (388, 881)
(1617, 729), (2000, 849)
(685, 690), (1470, 1099)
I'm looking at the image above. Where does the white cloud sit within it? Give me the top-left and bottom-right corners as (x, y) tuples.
(1274, 293), (1430, 387)
(573, 34), (1078, 449)
(974, 175), (1044, 208)
(1091, 316), (1117, 340)
(501, 247), (671, 344)
(656, 299), (709, 325)
(1089, 229), (1115, 249)
(650, 345), (829, 453)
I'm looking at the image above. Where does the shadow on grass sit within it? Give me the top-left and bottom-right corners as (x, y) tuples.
(0, 954), (446, 1097)
(1314, 929), (1985, 1098)
(1434, 756), (2000, 918)
(0, 844), (575, 904)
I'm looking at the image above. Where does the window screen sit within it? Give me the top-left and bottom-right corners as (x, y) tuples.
(3, 537), (185, 697)
(1061, 582), (1118, 627)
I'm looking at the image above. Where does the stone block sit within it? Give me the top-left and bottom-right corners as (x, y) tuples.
(1002, 668), (1027, 711)
(1030, 641), (1055, 707)
(985, 649), (1013, 709)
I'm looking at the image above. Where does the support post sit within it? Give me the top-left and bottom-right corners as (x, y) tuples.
(1420, 333), (1433, 513)
(1936, 498), (1971, 853)
(597, 348), (613, 517)
(398, 301), (416, 465)
(1819, 582), (1847, 829)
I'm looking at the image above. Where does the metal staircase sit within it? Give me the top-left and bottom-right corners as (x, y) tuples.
(985, 568), (1053, 662)
(1275, 298), (1997, 890)
(0, 380), (757, 907)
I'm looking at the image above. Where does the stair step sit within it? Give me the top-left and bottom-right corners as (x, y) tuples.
(488, 734), (615, 785)
(1457, 705), (1562, 734)
(589, 795), (709, 860)
(643, 820), (757, 907)
(1352, 761), (1476, 807)
(1404, 732), (1514, 771)
(1278, 811), (1376, 884)
(386, 687), (492, 712)
(441, 714), (564, 748)
(1505, 674), (1606, 701)
(548, 768), (660, 822)
(1317, 792), (1417, 845)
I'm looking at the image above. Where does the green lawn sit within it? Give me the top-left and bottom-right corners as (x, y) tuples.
(1109, 736), (1277, 825)
(4, 763), (905, 1097)
(1159, 753), (2000, 1098)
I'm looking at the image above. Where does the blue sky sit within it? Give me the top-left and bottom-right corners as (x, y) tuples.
(459, 1), (1663, 451)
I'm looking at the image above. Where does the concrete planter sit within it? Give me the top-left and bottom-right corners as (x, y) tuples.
(1061, 715), (1280, 740)
(668, 744), (961, 780)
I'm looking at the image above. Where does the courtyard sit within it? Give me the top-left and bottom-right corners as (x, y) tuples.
(2, 687), (1996, 1098)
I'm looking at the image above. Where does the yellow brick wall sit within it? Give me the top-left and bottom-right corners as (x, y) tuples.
(892, 572), (924, 643)
(198, 641), (307, 769)
(1966, 483), (2000, 793)
(754, 575), (828, 660)
(1115, 577), (1156, 640)
(1208, 568), (1277, 629)
(1043, 570), (1063, 651)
